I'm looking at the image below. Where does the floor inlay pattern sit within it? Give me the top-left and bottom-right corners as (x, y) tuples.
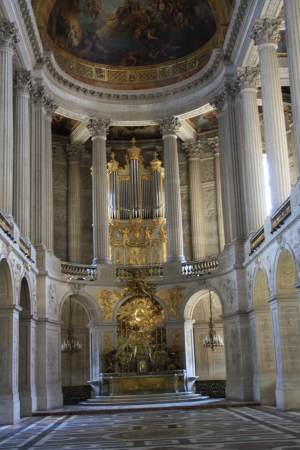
(1, 407), (300, 449)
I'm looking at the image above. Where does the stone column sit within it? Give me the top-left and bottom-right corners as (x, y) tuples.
(284, 0), (300, 177)
(237, 66), (266, 233)
(208, 137), (225, 252)
(213, 85), (246, 244)
(67, 145), (82, 263)
(252, 18), (291, 209)
(0, 21), (18, 216)
(184, 319), (195, 378)
(184, 141), (206, 260)
(87, 119), (110, 265)
(160, 117), (185, 262)
(0, 306), (20, 424)
(30, 85), (57, 252)
(19, 316), (37, 416)
(13, 70), (31, 237)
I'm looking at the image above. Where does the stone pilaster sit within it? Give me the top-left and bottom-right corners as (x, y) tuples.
(87, 118), (110, 265)
(208, 137), (225, 253)
(30, 85), (57, 252)
(160, 117), (185, 262)
(252, 18), (291, 209)
(13, 70), (31, 237)
(67, 145), (82, 263)
(284, 0), (300, 178)
(237, 66), (266, 233)
(0, 21), (18, 215)
(184, 141), (206, 260)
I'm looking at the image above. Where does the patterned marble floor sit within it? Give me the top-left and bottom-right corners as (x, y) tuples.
(1, 407), (300, 449)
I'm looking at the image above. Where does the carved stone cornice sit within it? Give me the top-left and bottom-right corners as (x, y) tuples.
(251, 18), (282, 47)
(183, 141), (202, 160)
(66, 144), (83, 162)
(87, 118), (110, 138)
(17, 0), (43, 63)
(224, 0), (251, 59)
(236, 66), (259, 91)
(14, 70), (31, 94)
(0, 20), (19, 49)
(160, 117), (181, 136)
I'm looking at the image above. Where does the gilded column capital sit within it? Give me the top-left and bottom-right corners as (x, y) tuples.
(251, 18), (282, 47)
(237, 66), (259, 91)
(160, 116), (181, 136)
(0, 20), (19, 49)
(183, 140), (202, 160)
(87, 118), (110, 138)
(13, 70), (31, 94)
(66, 144), (83, 162)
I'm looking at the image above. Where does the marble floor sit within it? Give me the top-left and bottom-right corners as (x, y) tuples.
(0, 407), (300, 449)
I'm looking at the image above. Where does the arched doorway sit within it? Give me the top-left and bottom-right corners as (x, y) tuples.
(0, 259), (19, 424)
(61, 296), (90, 402)
(251, 269), (276, 404)
(184, 289), (226, 395)
(272, 249), (300, 409)
(19, 278), (36, 416)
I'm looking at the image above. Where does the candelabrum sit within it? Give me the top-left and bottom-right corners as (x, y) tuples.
(61, 329), (82, 353)
(203, 290), (224, 351)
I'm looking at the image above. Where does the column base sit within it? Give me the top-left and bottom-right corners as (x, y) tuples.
(36, 384), (63, 411)
(93, 257), (111, 265)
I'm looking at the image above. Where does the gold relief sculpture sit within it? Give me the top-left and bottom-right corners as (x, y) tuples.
(97, 289), (125, 321)
(103, 333), (113, 354)
(156, 286), (184, 319)
(107, 152), (119, 173)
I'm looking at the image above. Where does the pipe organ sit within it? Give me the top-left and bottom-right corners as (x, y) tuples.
(107, 139), (167, 265)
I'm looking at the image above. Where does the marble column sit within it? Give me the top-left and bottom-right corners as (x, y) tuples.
(237, 66), (266, 233)
(184, 141), (206, 260)
(30, 85), (57, 252)
(0, 306), (20, 424)
(87, 119), (110, 265)
(0, 21), (18, 216)
(13, 70), (31, 237)
(284, 0), (300, 177)
(208, 137), (225, 253)
(160, 117), (185, 262)
(252, 18), (291, 209)
(184, 319), (195, 378)
(213, 84), (246, 244)
(67, 145), (82, 263)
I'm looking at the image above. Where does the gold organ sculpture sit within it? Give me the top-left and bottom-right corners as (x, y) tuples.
(107, 139), (167, 265)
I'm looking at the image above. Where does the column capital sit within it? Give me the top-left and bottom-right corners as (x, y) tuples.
(31, 85), (57, 116)
(66, 144), (83, 162)
(207, 136), (219, 154)
(183, 140), (202, 160)
(13, 70), (31, 94)
(87, 118), (110, 138)
(212, 81), (238, 113)
(237, 66), (259, 91)
(160, 116), (181, 136)
(0, 20), (19, 49)
(251, 17), (282, 47)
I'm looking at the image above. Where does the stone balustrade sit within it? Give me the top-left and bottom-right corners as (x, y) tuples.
(181, 257), (219, 278)
(61, 262), (97, 281)
(116, 264), (164, 280)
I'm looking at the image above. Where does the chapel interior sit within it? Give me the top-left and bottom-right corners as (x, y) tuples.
(1, 0), (300, 449)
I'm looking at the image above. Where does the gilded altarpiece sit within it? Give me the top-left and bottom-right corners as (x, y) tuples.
(108, 140), (167, 265)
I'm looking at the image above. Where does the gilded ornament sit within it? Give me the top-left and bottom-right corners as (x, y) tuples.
(157, 286), (184, 318)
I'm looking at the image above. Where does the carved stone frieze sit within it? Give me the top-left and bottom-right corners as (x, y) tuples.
(160, 117), (181, 136)
(0, 20), (19, 48)
(251, 18), (282, 47)
(87, 118), (110, 138)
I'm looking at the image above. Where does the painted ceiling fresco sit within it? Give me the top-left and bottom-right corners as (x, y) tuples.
(47, 0), (217, 67)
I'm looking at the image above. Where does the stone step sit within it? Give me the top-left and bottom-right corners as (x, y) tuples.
(80, 393), (209, 407)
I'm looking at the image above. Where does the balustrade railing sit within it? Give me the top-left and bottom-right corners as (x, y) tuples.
(61, 262), (97, 281)
(271, 198), (291, 233)
(0, 211), (14, 239)
(249, 226), (265, 255)
(116, 264), (164, 280)
(182, 257), (219, 278)
(19, 236), (32, 259)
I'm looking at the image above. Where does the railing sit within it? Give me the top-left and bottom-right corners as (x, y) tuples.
(0, 211), (14, 239)
(19, 236), (32, 259)
(182, 257), (219, 278)
(116, 265), (164, 280)
(249, 226), (265, 255)
(271, 198), (291, 233)
(61, 262), (97, 281)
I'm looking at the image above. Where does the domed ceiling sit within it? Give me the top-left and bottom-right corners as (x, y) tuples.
(34, 0), (233, 89)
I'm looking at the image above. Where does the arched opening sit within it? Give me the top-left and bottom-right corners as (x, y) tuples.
(252, 269), (276, 405)
(61, 296), (90, 404)
(273, 249), (300, 409)
(0, 259), (19, 424)
(184, 289), (226, 397)
(19, 278), (35, 417)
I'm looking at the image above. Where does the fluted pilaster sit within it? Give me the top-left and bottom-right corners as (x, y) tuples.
(237, 66), (266, 233)
(284, 0), (300, 178)
(160, 117), (184, 262)
(87, 118), (110, 264)
(184, 141), (206, 260)
(67, 145), (82, 263)
(0, 21), (18, 215)
(252, 18), (291, 209)
(13, 70), (31, 237)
